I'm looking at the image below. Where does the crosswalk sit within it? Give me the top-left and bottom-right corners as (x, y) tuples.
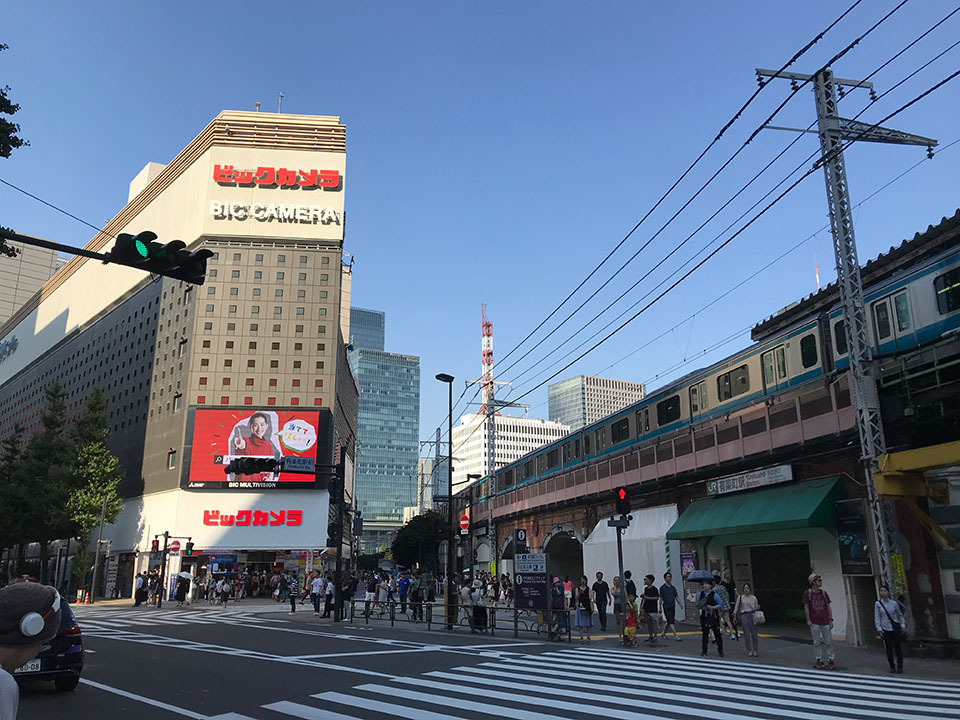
(73, 606), (285, 631)
(258, 647), (960, 720)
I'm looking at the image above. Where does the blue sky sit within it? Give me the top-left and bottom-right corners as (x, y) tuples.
(3, 2), (958, 453)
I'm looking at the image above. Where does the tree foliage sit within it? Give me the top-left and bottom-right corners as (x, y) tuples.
(391, 510), (448, 571)
(0, 424), (25, 553)
(0, 44), (28, 159)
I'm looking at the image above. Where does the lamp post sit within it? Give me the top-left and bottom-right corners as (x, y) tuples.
(436, 372), (455, 630)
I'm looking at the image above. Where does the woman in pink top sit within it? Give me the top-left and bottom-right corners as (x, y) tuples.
(562, 577), (573, 608)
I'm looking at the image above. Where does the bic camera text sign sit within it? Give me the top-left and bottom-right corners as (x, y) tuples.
(706, 465), (793, 496)
(209, 164), (343, 226)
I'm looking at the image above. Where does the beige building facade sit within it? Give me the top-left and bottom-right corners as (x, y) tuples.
(0, 111), (357, 593)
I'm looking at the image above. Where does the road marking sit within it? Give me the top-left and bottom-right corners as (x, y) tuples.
(358, 683), (567, 720)
(263, 700), (362, 719)
(311, 691), (465, 720)
(79, 678), (244, 719)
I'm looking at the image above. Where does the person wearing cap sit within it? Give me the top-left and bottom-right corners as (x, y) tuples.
(802, 573), (835, 670)
(0, 583), (62, 720)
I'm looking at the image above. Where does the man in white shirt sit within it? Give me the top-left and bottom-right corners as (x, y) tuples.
(322, 577), (335, 618)
(0, 583), (63, 720)
(310, 573), (323, 616)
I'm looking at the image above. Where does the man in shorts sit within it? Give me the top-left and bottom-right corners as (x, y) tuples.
(641, 574), (660, 644)
(659, 571), (682, 641)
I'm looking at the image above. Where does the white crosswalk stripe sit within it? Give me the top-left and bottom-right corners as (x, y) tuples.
(73, 607), (285, 631)
(261, 647), (960, 720)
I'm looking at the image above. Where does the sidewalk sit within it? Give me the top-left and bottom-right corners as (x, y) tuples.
(77, 597), (960, 681)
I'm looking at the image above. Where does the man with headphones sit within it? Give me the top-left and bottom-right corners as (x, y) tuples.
(0, 583), (62, 719)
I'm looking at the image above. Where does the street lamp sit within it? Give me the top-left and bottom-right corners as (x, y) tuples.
(435, 372), (455, 630)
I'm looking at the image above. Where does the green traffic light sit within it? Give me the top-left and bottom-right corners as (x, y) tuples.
(135, 238), (149, 258)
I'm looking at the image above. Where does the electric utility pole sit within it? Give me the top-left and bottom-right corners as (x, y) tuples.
(758, 66), (936, 589)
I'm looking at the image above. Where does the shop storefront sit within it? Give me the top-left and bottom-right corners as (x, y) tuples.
(666, 473), (854, 640)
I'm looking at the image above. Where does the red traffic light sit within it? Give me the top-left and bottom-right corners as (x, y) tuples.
(618, 488), (626, 500)
(615, 487), (630, 515)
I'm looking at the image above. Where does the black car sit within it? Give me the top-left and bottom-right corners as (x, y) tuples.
(13, 597), (84, 691)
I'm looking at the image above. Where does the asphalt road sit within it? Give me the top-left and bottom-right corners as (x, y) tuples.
(17, 606), (960, 720)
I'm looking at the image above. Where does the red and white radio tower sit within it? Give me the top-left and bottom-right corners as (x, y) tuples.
(480, 304), (494, 413)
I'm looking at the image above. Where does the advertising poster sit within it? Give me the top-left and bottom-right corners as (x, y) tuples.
(836, 499), (874, 575)
(183, 407), (331, 490)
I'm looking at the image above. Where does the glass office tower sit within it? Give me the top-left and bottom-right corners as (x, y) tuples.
(348, 310), (420, 554)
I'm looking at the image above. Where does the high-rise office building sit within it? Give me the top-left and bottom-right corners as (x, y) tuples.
(349, 307), (385, 352)
(548, 375), (645, 431)
(349, 312), (420, 554)
(451, 414), (569, 490)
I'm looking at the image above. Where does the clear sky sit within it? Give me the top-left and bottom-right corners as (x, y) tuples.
(2, 2), (958, 457)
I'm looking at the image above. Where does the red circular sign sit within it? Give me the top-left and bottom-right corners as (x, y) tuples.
(459, 515), (469, 530)
(169, 540), (181, 553)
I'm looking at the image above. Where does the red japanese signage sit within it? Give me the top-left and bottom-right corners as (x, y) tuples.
(202, 509), (303, 527)
(183, 407), (331, 491)
(213, 164), (340, 189)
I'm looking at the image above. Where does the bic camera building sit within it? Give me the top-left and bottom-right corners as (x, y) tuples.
(0, 111), (359, 596)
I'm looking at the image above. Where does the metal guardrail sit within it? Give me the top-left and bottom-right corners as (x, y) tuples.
(346, 599), (573, 641)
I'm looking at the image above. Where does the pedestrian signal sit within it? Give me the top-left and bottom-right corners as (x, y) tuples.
(615, 486), (630, 515)
(151, 538), (160, 553)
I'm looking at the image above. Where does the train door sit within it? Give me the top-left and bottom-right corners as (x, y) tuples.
(872, 291), (914, 353)
(761, 345), (788, 394)
(689, 380), (708, 422)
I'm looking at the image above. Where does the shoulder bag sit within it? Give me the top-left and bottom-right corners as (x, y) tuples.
(878, 600), (904, 639)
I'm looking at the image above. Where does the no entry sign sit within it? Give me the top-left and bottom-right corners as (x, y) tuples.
(169, 540), (181, 554)
(459, 515), (470, 532)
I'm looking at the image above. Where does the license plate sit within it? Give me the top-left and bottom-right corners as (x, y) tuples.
(14, 659), (41, 673)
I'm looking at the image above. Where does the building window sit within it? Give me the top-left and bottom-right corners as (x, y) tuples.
(245, 378), (254, 386)
(255, 254), (264, 263)
(267, 397), (276, 405)
(247, 359), (256, 368)
(200, 359), (209, 367)
(173, 395), (182, 412)
(251, 306), (260, 314)
(320, 273), (328, 282)
(299, 255), (307, 263)
(298, 272), (307, 283)
(269, 379), (277, 387)
(210, 252), (219, 261)
(253, 288), (261, 296)
(230, 287), (238, 296)
(274, 306), (282, 315)
(315, 379), (323, 387)
(222, 378), (230, 386)
(270, 360), (279, 369)
(209, 269), (217, 278)
(277, 254), (286, 263)
(220, 396), (230, 404)
(319, 291), (327, 299)
(167, 450), (177, 470)
(292, 379), (300, 387)
(294, 343), (303, 351)
(271, 342), (281, 351)
(226, 323), (236, 331)
(203, 322), (213, 331)
(228, 305), (237, 313)
(318, 308), (326, 316)
(250, 323), (258, 332)
(254, 271), (262, 279)
(202, 340), (211, 348)
(317, 344), (325, 352)
(297, 290), (305, 298)
(199, 377), (207, 385)
(275, 289), (283, 297)
(273, 324), (281, 333)
(295, 325), (304, 333)
(197, 395), (206, 404)
(293, 361), (301, 369)
(232, 252), (241, 263)
(231, 270), (240, 279)
(276, 272), (285, 281)
(208, 287), (216, 295)
(290, 397), (300, 405)
(248, 341), (257, 350)
(296, 307), (305, 315)
(314, 398), (323, 406)
(223, 358), (233, 367)
(244, 396), (253, 405)
(321, 256), (329, 265)
(205, 304), (214, 313)
(316, 361), (324, 370)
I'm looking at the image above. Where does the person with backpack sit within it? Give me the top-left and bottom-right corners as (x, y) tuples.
(697, 579), (723, 657)
(220, 576), (232, 607)
(875, 583), (904, 674)
(802, 573), (835, 670)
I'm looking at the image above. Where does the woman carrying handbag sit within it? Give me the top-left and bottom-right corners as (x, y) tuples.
(875, 584), (905, 674)
(733, 582), (761, 657)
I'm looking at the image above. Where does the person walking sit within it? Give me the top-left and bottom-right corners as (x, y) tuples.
(548, 577), (566, 641)
(659, 572), (682, 641)
(174, 576), (189, 608)
(734, 582), (761, 657)
(398, 571), (409, 614)
(697, 579), (723, 657)
(803, 573), (835, 670)
(287, 573), (298, 614)
(310, 572), (323, 616)
(720, 570), (739, 640)
(220, 576), (232, 608)
(364, 573), (378, 617)
(875, 584), (904, 674)
(641, 575), (660, 644)
(713, 572), (736, 641)
(133, 572), (146, 607)
(574, 575), (594, 643)
(623, 592), (638, 647)
(623, 570), (637, 600)
(611, 576), (624, 633)
(591, 572), (610, 633)
(410, 571), (423, 622)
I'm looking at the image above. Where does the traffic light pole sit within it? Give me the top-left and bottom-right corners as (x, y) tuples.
(156, 532), (169, 610)
(608, 514), (630, 644)
(0, 228), (115, 263)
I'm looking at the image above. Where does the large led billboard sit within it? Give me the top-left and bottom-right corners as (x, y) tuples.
(182, 407), (332, 491)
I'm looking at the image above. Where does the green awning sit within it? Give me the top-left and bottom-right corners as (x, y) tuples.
(666, 477), (844, 539)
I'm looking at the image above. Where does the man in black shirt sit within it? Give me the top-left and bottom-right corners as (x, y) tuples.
(592, 572), (610, 632)
(623, 570), (637, 599)
(641, 574), (660, 644)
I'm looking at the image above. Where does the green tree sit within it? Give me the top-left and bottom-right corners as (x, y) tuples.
(0, 44), (25, 259)
(18, 382), (74, 583)
(68, 388), (123, 591)
(0, 424), (25, 577)
(391, 510), (448, 571)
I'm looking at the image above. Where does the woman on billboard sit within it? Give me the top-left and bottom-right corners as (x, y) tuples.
(231, 412), (282, 481)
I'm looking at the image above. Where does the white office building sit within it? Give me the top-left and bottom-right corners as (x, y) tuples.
(548, 374), (645, 431)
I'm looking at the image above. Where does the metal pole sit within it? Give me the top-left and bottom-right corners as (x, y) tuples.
(616, 523), (626, 645)
(446, 380), (455, 630)
(0, 228), (113, 263)
(157, 532), (169, 609)
(90, 492), (108, 604)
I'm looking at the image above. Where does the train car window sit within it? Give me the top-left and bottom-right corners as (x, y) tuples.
(524, 460), (534, 479)
(934, 268), (960, 315)
(611, 417), (630, 443)
(503, 468), (514, 487)
(574, 437), (580, 458)
(800, 334), (818, 368)
(873, 302), (892, 341)
(656, 395), (681, 425)
(583, 432), (591, 456)
(635, 408), (650, 435)
(562, 442), (571, 464)
(547, 449), (559, 468)
(717, 364), (750, 402)
(776, 347), (787, 379)
(833, 321), (848, 356)
(761, 347), (787, 386)
(894, 293), (911, 331)
(690, 381), (708, 413)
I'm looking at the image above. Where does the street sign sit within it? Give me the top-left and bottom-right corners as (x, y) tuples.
(514, 552), (548, 610)
(169, 540), (181, 554)
(514, 528), (528, 553)
(459, 515), (469, 530)
(283, 456), (316, 473)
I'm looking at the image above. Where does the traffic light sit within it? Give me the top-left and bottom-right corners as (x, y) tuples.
(223, 457), (280, 475)
(184, 541), (195, 556)
(104, 231), (214, 285)
(151, 537), (160, 553)
(615, 486), (630, 516)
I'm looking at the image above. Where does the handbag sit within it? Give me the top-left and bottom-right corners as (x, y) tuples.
(754, 609), (766, 625)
